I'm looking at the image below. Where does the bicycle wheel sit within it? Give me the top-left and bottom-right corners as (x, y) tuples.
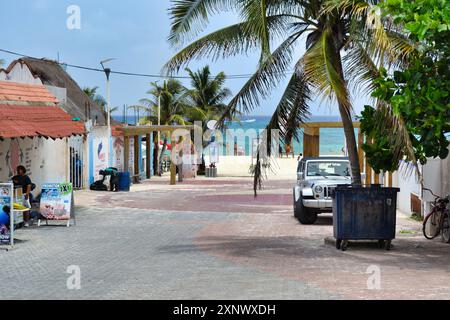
(441, 213), (450, 243)
(423, 211), (441, 240)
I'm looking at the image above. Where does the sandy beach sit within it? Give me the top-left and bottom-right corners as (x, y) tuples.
(204, 155), (299, 179)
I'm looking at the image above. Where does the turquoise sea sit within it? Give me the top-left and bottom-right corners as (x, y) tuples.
(227, 115), (352, 156)
(114, 115), (353, 156)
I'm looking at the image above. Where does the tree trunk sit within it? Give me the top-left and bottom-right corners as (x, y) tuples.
(332, 37), (363, 185)
(338, 103), (362, 185)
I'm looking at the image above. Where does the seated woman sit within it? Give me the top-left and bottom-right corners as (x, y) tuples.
(12, 165), (34, 227)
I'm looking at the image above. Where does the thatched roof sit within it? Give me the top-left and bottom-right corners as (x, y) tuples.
(16, 58), (107, 125)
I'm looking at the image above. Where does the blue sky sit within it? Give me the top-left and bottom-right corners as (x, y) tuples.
(1, 0), (370, 117)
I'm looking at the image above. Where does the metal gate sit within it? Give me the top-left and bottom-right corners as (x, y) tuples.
(69, 136), (85, 190)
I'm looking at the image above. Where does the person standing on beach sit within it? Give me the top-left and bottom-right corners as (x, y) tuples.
(297, 153), (303, 162)
(285, 144), (292, 158)
(279, 145), (283, 158)
(234, 141), (238, 156)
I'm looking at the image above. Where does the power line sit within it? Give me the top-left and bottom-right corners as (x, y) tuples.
(0, 48), (290, 80)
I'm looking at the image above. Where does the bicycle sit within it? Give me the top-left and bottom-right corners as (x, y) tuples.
(422, 188), (450, 243)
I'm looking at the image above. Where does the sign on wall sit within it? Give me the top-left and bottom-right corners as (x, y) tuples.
(0, 183), (13, 246)
(40, 183), (73, 221)
(113, 137), (124, 171)
(93, 138), (108, 181)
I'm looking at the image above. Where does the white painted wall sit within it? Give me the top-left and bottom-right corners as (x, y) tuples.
(393, 164), (421, 215)
(0, 137), (69, 195)
(394, 146), (450, 216)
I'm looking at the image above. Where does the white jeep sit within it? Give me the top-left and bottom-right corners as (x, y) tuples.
(293, 157), (353, 224)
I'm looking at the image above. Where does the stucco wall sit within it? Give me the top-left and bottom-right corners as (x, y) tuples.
(0, 137), (68, 194)
(393, 163), (421, 215)
(394, 146), (450, 215)
(441, 147), (450, 197)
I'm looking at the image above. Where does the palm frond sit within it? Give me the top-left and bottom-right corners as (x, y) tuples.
(303, 27), (352, 111)
(218, 27), (307, 126)
(164, 15), (293, 73)
(253, 64), (311, 195)
(371, 100), (419, 176)
(240, 0), (271, 59)
(168, 0), (235, 46)
(342, 42), (380, 96)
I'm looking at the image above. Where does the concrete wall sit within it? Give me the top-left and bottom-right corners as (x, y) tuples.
(393, 163), (421, 215)
(394, 145), (450, 216)
(0, 137), (69, 194)
(441, 148), (450, 198)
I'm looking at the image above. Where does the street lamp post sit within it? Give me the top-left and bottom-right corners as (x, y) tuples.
(100, 58), (115, 168)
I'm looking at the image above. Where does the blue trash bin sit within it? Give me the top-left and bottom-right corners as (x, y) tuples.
(118, 172), (131, 192)
(332, 185), (400, 251)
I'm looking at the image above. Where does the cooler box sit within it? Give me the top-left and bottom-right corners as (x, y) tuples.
(118, 172), (131, 192)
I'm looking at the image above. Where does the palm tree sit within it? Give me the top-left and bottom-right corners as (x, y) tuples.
(183, 65), (233, 172)
(83, 86), (120, 123)
(139, 79), (188, 125)
(140, 79), (189, 174)
(183, 66), (234, 144)
(184, 66), (232, 124)
(165, 0), (413, 192)
(83, 86), (107, 110)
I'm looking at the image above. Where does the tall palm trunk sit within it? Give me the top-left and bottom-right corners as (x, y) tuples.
(332, 31), (362, 185)
(338, 103), (362, 185)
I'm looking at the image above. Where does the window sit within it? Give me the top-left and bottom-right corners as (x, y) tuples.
(307, 162), (350, 177)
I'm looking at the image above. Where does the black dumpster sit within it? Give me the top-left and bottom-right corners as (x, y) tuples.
(332, 185), (400, 251)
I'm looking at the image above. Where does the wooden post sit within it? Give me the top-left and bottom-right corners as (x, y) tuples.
(170, 163), (177, 185)
(374, 172), (380, 185)
(124, 136), (130, 174)
(134, 135), (140, 183)
(358, 129), (364, 172)
(303, 127), (320, 157)
(365, 156), (372, 186)
(146, 133), (151, 179)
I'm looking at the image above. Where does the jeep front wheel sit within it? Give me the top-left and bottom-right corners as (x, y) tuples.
(293, 190), (318, 225)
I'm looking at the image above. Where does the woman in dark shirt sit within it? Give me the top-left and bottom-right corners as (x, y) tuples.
(12, 165), (33, 227)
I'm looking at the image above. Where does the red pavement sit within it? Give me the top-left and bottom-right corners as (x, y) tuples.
(94, 177), (450, 299)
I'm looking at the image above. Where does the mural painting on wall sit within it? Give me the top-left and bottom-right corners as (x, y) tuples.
(5, 139), (24, 178)
(128, 138), (135, 174)
(94, 138), (108, 181)
(0, 139), (43, 183)
(113, 137), (124, 171)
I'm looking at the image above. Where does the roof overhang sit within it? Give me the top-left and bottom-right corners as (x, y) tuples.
(0, 104), (86, 140)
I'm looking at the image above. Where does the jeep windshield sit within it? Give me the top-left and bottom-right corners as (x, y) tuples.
(306, 161), (351, 178)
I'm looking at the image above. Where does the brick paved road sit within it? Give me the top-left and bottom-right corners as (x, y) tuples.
(1, 177), (449, 300)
